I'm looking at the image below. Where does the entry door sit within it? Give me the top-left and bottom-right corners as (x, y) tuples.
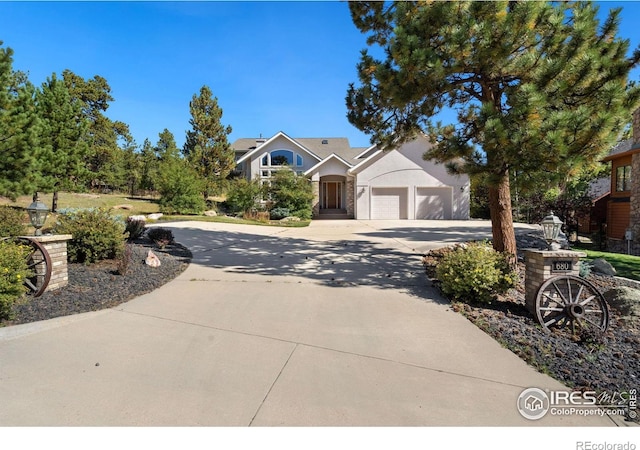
(323, 182), (342, 209)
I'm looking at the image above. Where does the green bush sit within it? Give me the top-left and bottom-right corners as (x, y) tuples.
(225, 177), (265, 214)
(0, 241), (31, 320)
(269, 207), (290, 220)
(267, 170), (313, 219)
(157, 159), (206, 215)
(0, 206), (27, 237)
(55, 208), (127, 264)
(436, 242), (516, 304)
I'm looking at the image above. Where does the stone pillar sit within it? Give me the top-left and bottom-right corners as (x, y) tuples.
(346, 178), (355, 218)
(311, 179), (320, 218)
(631, 108), (640, 255)
(524, 249), (586, 315)
(25, 234), (73, 292)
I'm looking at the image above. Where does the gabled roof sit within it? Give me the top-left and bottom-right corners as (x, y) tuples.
(232, 133), (365, 164)
(304, 153), (353, 176)
(602, 138), (640, 162)
(348, 149), (384, 175)
(234, 131), (322, 164)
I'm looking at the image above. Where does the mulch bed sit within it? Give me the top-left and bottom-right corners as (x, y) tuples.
(1, 237), (191, 327)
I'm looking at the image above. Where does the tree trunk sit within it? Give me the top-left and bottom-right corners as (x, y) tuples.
(488, 169), (517, 262)
(52, 191), (59, 213)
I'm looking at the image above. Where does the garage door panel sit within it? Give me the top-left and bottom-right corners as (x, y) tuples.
(371, 188), (407, 220)
(416, 187), (452, 220)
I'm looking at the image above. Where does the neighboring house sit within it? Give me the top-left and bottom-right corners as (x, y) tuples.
(577, 177), (609, 235)
(601, 109), (640, 255)
(233, 131), (470, 220)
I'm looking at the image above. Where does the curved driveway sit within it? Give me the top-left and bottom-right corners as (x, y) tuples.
(0, 220), (616, 426)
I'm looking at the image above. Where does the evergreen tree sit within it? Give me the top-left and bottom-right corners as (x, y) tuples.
(347, 1), (640, 258)
(35, 73), (89, 211)
(183, 85), (234, 198)
(0, 43), (39, 200)
(139, 138), (159, 193)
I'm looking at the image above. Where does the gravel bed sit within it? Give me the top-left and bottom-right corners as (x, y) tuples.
(423, 232), (639, 423)
(1, 238), (191, 327)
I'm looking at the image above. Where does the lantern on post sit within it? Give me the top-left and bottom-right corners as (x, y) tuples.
(541, 212), (563, 250)
(26, 197), (49, 236)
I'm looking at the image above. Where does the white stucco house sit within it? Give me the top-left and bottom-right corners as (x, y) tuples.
(232, 131), (470, 220)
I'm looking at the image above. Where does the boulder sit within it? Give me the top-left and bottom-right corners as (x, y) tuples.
(147, 213), (164, 220)
(280, 216), (300, 222)
(145, 250), (161, 268)
(203, 210), (217, 217)
(591, 258), (617, 276)
(603, 286), (640, 321)
(128, 215), (147, 222)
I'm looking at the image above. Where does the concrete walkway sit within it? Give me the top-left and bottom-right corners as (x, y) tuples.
(0, 220), (616, 426)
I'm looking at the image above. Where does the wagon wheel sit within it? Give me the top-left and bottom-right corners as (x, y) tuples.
(535, 275), (609, 333)
(1, 237), (52, 297)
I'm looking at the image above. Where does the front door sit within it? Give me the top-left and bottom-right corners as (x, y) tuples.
(322, 181), (342, 209)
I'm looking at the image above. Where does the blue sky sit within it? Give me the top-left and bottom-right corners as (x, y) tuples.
(2, 1), (640, 151)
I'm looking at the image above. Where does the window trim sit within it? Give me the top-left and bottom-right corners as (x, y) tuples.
(616, 165), (632, 192)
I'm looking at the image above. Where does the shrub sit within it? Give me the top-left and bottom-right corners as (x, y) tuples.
(0, 241), (31, 320)
(147, 227), (174, 248)
(243, 210), (270, 222)
(0, 206), (27, 237)
(225, 177), (265, 214)
(55, 208), (128, 264)
(125, 218), (146, 241)
(269, 207), (290, 220)
(436, 242), (517, 304)
(157, 159), (206, 215)
(266, 170), (313, 219)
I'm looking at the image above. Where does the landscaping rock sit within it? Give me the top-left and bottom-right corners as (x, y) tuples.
(112, 204), (134, 210)
(147, 213), (164, 220)
(128, 215), (147, 222)
(603, 286), (640, 321)
(203, 210), (217, 217)
(280, 216), (300, 222)
(591, 258), (617, 276)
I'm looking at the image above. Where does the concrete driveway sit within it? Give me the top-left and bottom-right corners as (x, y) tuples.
(0, 220), (616, 426)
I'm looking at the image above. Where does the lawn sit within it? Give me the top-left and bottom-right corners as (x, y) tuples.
(1, 192), (310, 231)
(572, 244), (640, 281)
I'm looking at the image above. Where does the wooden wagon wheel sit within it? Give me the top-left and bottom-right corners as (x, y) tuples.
(535, 275), (609, 333)
(1, 237), (52, 297)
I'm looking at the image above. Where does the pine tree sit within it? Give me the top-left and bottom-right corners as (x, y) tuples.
(347, 1), (640, 258)
(35, 73), (89, 211)
(0, 43), (39, 200)
(183, 85), (234, 198)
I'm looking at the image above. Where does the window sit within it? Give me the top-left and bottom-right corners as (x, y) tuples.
(616, 165), (632, 192)
(270, 150), (294, 166)
(260, 150), (302, 168)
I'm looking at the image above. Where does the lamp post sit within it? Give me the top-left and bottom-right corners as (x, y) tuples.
(541, 212), (563, 250)
(26, 195), (49, 236)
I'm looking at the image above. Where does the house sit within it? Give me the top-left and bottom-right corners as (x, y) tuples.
(233, 131), (470, 220)
(601, 109), (640, 255)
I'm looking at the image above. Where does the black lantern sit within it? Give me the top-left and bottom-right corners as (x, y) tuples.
(26, 199), (49, 236)
(541, 212), (563, 250)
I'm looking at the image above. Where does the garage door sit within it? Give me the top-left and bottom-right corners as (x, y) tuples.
(371, 188), (408, 219)
(416, 187), (452, 219)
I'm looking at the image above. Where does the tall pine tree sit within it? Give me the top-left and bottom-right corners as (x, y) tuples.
(347, 1), (640, 258)
(35, 73), (89, 211)
(183, 85), (234, 199)
(0, 43), (39, 200)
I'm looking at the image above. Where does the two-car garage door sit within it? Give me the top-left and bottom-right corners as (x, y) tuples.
(370, 187), (452, 219)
